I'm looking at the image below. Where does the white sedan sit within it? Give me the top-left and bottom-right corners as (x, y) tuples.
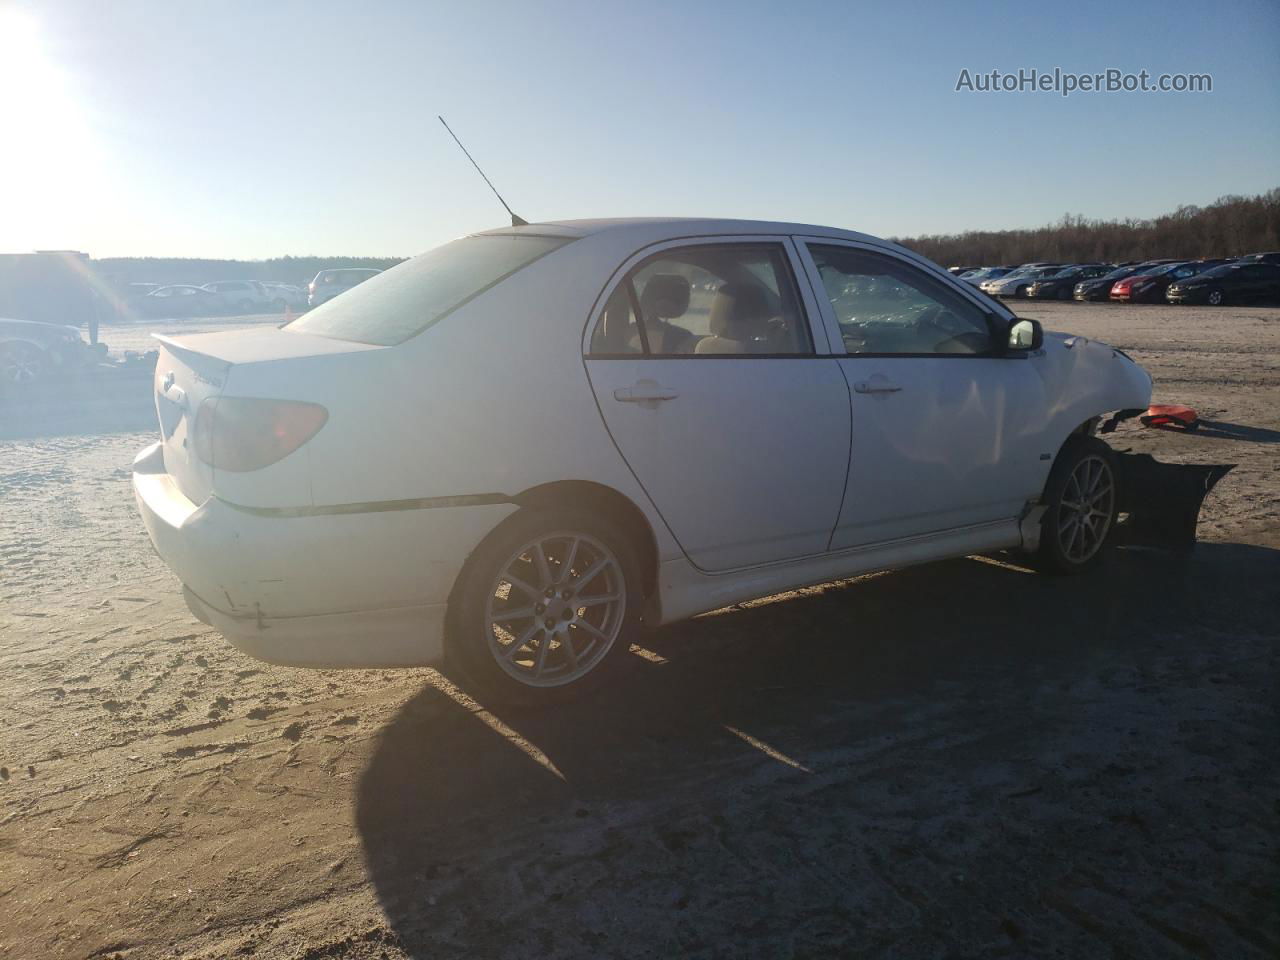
(134, 218), (1151, 702)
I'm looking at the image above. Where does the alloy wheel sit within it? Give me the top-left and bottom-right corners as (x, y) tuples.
(484, 532), (626, 687)
(1208, 290), (1223, 306)
(1, 344), (44, 384)
(1056, 454), (1115, 564)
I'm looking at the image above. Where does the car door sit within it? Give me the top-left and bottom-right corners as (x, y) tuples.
(797, 239), (1048, 549)
(583, 238), (850, 571)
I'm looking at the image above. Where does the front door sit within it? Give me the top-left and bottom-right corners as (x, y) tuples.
(584, 239), (850, 571)
(799, 240), (1048, 550)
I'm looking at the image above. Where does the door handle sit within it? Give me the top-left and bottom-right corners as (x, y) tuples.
(614, 382), (679, 403)
(853, 380), (902, 394)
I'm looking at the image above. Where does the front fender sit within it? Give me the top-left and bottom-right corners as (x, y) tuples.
(1033, 332), (1152, 474)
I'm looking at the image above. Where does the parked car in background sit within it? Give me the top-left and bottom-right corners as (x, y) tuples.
(1073, 261), (1178, 301)
(1167, 260), (1280, 305)
(1, 317), (102, 384)
(203, 281), (274, 313)
(981, 264), (1064, 298)
(957, 266), (1013, 286)
(133, 217), (1152, 703)
(308, 268), (381, 307)
(1025, 264), (1113, 300)
(1244, 252), (1280, 265)
(260, 282), (308, 310)
(1109, 261), (1216, 303)
(136, 284), (224, 317)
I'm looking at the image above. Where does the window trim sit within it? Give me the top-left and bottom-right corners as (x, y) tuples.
(794, 238), (1016, 361)
(582, 235), (835, 360)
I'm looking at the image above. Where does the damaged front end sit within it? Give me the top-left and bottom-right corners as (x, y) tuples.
(1098, 407), (1235, 548)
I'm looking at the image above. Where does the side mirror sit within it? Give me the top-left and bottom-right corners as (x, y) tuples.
(1006, 317), (1043, 352)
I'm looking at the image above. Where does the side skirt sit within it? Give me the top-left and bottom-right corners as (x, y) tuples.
(654, 519), (1023, 625)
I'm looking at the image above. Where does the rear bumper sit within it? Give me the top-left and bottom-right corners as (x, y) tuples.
(132, 442), (516, 667)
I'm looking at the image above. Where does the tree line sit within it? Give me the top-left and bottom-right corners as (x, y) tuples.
(91, 254), (406, 287)
(894, 188), (1280, 268)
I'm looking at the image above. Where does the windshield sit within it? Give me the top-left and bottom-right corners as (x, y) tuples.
(1145, 262), (1187, 277)
(287, 234), (573, 345)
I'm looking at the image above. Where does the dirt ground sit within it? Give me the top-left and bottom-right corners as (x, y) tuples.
(1, 302), (1277, 959)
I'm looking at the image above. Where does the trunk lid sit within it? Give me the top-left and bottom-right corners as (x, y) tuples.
(152, 327), (382, 504)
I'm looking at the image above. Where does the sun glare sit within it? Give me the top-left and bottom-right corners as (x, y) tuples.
(0, 6), (101, 251)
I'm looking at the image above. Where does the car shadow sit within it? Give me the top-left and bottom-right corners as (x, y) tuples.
(355, 542), (1280, 958)
(1147, 419), (1280, 444)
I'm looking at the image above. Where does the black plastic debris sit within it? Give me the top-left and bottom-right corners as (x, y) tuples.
(1113, 452), (1234, 548)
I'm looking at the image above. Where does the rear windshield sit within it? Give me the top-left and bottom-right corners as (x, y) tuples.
(288, 234), (572, 345)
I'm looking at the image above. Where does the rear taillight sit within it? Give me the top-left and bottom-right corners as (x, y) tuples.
(193, 397), (328, 472)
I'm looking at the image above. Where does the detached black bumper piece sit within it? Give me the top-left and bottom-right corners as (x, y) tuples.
(1114, 452), (1234, 548)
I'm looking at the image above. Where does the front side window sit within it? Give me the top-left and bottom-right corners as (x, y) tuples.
(588, 243), (813, 357)
(288, 234), (571, 345)
(807, 245), (995, 356)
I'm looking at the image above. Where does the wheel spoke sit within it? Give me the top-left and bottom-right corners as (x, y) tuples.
(491, 605), (537, 623)
(557, 537), (580, 584)
(534, 632), (553, 676)
(573, 619), (609, 643)
(532, 543), (553, 589)
(559, 631), (579, 670)
(574, 555), (609, 589)
(503, 572), (541, 599)
(576, 592), (620, 608)
(502, 624), (540, 659)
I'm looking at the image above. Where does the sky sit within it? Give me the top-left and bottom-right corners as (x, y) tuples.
(1, 0), (1277, 259)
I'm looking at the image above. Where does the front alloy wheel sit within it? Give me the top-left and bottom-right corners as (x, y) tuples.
(1037, 436), (1119, 575)
(1207, 289), (1224, 306)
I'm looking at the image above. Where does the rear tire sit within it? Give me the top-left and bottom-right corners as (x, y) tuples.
(1035, 436), (1119, 576)
(446, 506), (644, 705)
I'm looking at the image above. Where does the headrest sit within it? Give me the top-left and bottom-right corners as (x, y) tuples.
(708, 283), (770, 340)
(639, 274), (690, 320)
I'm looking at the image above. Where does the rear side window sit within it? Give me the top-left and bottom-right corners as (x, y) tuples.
(588, 243), (813, 357)
(288, 235), (572, 345)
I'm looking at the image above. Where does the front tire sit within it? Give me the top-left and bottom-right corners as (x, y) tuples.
(447, 507), (643, 705)
(1036, 436), (1119, 575)
(1207, 288), (1225, 306)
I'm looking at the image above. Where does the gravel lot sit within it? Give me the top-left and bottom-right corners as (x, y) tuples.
(1, 302), (1277, 959)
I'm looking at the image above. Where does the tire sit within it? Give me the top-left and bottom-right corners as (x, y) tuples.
(237, 299), (255, 313)
(1015, 285), (1027, 298)
(1206, 288), (1225, 306)
(446, 506), (644, 705)
(1035, 435), (1119, 576)
(1058, 287), (1071, 301)
(0, 342), (46, 385)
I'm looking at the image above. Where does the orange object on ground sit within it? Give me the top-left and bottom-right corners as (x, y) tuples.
(1140, 404), (1199, 430)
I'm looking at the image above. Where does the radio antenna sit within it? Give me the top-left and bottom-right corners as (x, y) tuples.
(438, 116), (528, 227)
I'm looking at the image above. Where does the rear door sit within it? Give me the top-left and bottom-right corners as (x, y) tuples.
(583, 238), (850, 571)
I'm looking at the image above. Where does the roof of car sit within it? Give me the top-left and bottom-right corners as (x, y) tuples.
(475, 217), (882, 244)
